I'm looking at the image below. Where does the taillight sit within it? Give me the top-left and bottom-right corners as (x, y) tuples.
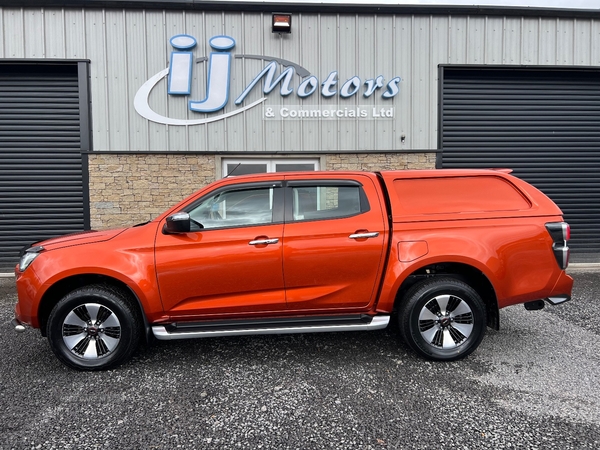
(545, 222), (570, 269)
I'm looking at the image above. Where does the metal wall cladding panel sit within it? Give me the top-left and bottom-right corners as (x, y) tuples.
(231, 13), (258, 152)
(0, 8), (409, 151)
(449, 16), (469, 63)
(557, 19), (576, 65)
(125, 10), (150, 151)
(165, 11), (189, 152)
(373, 15), (395, 152)
(297, 14), (320, 152)
(23, 9), (44, 58)
(337, 14), (357, 152)
(484, 17), (504, 64)
(261, 12), (285, 153)
(0, 64), (84, 269)
(412, 15), (432, 149)
(467, 16), (485, 64)
(64, 10), (87, 58)
(3, 9), (25, 58)
(44, 9), (67, 59)
(106, 10), (131, 151)
(440, 68), (600, 256)
(223, 13), (246, 152)
(503, 17), (522, 64)
(3, 8), (600, 153)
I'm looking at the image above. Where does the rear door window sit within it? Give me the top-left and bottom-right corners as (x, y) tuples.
(291, 185), (367, 221)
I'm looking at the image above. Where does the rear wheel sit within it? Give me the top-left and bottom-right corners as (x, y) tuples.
(398, 277), (487, 361)
(47, 285), (141, 371)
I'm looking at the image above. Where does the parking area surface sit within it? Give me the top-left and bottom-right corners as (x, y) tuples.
(1, 270), (599, 449)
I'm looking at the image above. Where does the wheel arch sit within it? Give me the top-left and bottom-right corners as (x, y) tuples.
(37, 274), (151, 342)
(392, 262), (499, 330)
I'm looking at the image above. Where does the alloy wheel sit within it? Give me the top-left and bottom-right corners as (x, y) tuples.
(417, 294), (474, 349)
(62, 303), (122, 359)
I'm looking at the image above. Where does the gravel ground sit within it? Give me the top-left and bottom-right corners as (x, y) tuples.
(0, 271), (598, 449)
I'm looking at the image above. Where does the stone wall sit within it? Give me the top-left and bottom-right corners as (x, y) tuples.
(88, 154), (216, 229)
(325, 152), (436, 171)
(87, 152), (436, 229)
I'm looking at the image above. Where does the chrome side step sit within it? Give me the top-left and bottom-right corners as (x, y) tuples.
(545, 294), (571, 305)
(152, 315), (390, 341)
(11, 317), (27, 333)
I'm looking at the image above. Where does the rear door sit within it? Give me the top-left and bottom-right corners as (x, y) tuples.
(282, 175), (388, 312)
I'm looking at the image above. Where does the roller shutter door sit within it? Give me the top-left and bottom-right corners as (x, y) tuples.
(0, 63), (89, 270)
(440, 68), (600, 261)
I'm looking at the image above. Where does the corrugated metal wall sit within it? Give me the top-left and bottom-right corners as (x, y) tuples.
(1, 8), (599, 152)
(0, 63), (86, 269)
(440, 67), (600, 258)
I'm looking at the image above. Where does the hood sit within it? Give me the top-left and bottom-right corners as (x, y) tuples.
(35, 228), (128, 251)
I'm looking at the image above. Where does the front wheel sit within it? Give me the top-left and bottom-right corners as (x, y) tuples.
(47, 285), (141, 371)
(398, 277), (487, 361)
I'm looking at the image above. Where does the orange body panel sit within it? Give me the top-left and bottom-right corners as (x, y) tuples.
(14, 169), (573, 333)
(15, 224), (166, 327)
(376, 217), (571, 312)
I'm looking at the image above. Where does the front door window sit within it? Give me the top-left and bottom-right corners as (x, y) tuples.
(188, 186), (275, 230)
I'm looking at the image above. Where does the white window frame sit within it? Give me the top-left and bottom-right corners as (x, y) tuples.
(220, 157), (321, 178)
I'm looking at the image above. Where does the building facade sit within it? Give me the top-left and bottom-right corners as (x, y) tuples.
(1, 1), (599, 268)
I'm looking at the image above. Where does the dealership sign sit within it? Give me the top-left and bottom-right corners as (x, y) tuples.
(134, 34), (401, 126)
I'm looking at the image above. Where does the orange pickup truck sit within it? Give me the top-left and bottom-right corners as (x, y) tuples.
(12, 169), (573, 370)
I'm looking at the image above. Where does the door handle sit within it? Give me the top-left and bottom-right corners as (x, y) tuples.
(349, 232), (379, 239)
(249, 238), (279, 245)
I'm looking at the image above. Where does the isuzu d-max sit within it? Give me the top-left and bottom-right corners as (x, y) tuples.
(12, 169), (573, 370)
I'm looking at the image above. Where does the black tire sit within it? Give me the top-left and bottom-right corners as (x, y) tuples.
(398, 277), (487, 361)
(47, 285), (141, 371)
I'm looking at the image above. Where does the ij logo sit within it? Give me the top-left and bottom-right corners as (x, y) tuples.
(134, 34), (401, 126)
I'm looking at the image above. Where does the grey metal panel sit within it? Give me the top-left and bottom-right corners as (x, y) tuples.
(106, 10), (130, 151)
(165, 10), (189, 152)
(144, 10), (170, 151)
(440, 67), (600, 255)
(23, 8), (44, 58)
(64, 9), (87, 58)
(44, 9), (66, 59)
(3, 8), (600, 152)
(223, 12), (246, 152)
(0, 63), (86, 269)
(297, 13), (320, 152)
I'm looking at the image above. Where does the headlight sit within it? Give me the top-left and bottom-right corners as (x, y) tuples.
(19, 246), (44, 272)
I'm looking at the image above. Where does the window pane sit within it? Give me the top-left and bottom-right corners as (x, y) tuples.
(226, 164), (268, 176)
(275, 163), (315, 172)
(189, 187), (274, 229)
(292, 186), (362, 221)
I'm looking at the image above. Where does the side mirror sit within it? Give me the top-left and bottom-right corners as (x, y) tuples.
(164, 212), (191, 234)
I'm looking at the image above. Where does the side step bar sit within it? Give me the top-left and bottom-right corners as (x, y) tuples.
(152, 315), (390, 341)
(545, 294), (570, 305)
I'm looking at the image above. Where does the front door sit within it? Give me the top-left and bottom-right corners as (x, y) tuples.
(154, 183), (286, 320)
